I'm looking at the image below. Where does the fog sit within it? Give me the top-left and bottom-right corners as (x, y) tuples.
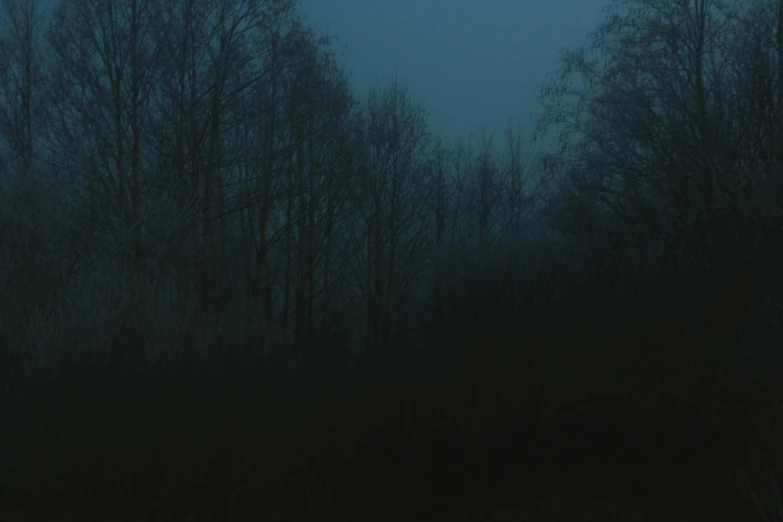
(299, 0), (606, 146)
(3, 0), (783, 519)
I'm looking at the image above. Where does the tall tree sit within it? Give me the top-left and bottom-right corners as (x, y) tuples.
(356, 77), (430, 352)
(0, 0), (46, 183)
(501, 116), (536, 237)
(537, 0), (761, 248)
(46, 0), (166, 274)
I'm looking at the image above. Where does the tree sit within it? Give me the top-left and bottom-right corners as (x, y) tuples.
(471, 127), (499, 242)
(500, 116), (537, 237)
(353, 77), (430, 352)
(275, 23), (359, 361)
(45, 0), (168, 275)
(536, 0), (783, 460)
(0, 0), (47, 184)
(536, 0), (774, 249)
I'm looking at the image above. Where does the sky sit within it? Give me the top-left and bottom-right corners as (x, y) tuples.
(298, 0), (610, 148)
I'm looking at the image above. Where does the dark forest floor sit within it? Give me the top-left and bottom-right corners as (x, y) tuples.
(1, 347), (762, 522)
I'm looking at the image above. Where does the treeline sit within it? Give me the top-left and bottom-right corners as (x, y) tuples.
(1, 0), (783, 519)
(0, 0), (539, 372)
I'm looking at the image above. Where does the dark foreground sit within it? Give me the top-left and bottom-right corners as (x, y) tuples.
(0, 343), (767, 522)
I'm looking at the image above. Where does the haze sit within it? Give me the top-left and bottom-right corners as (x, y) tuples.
(299, 0), (607, 145)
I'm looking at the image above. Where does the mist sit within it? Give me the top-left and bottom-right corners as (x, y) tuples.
(2, 0), (782, 520)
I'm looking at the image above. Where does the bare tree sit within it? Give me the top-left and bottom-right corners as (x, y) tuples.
(0, 0), (47, 184)
(446, 137), (474, 241)
(536, 0), (764, 248)
(45, 0), (168, 275)
(500, 116), (537, 237)
(273, 23), (359, 361)
(353, 77), (430, 352)
(534, 0), (783, 432)
(143, 0), (295, 316)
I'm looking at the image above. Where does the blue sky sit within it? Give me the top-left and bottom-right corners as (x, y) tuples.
(298, 0), (608, 146)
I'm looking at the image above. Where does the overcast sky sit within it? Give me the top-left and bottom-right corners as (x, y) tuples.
(298, 0), (609, 147)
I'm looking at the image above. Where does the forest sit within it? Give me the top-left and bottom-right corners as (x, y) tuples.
(1, 0), (783, 520)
